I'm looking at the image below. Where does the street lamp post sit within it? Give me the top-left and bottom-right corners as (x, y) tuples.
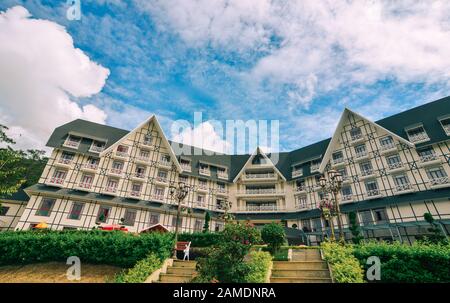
(319, 169), (345, 243)
(169, 181), (190, 259)
(218, 199), (233, 223)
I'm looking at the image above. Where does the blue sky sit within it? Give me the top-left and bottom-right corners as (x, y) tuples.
(1, 0), (450, 153)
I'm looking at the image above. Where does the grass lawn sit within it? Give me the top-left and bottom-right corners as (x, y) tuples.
(0, 262), (122, 283)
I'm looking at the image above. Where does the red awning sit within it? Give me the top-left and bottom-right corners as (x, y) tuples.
(100, 225), (128, 232)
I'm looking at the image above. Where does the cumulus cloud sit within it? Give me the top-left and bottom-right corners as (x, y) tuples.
(0, 6), (110, 150)
(138, 0), (450, 109)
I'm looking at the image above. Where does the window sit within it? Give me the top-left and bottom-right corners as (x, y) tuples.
(179, 175), (188, 183)
(217, 182), (226, 190)
(354, 144), (366, 157)
(292, 165), (303, 177)
(97, 206), (111, 223)
(311, 218), (322, 232)
(123, 209), (137, 226)
(199, 179), (207, 189)
(154, 186), (164, 199)
(60, 152), (74, 164)
(215, 222), (223, 232)
(365, 180), (379, 196)
(301, 219), (311, 232)
(51, 170), (67, 184)
(199, 163), (210, 175)
(157, 169), (167, 182)
(160, 154), (171, 164)
(341, 186), (352, 197)
(337, 167), (348, 181)
(332, 151), (344, 163)
(105, 179), (118, 193)
(131, 183), (142, 194)
(359, 161), (373, 176)
(79, 174), (93, 188)
(393, 174), (410, 191)
(194, 220), (203, 232)
(439, 117), (450, 135)
(117, 145), (128, 153)
(36, 198), (56, 217)
(90, 140), (105, 153)
(86, 157), (99, 169)
(64, 135), (81, 148)
(196, 194), (206, 205)
(296, 196), (307, 209)
(111, 161), (124, 173)
(350, 127), (362, 140)
(171, 216), (183, 228)
(216, 199), (224, 210)
(373, 208), (389, 224)
(359, 210), (373, 225)
(426, 167), (447, 180)
(418, 147), (437, 162)
(380, 136), (395, 149)
(149, 213), (160, 225)
(0, 206), (10, 216)
(217, 167), (227, 178)
(139, 149), (150, 159)
(310, 159), (321, 171)
(68, 202), (84, 220)
(406, 125), (429, 143)
(296, 179), (306, 190)
(135, 166), (146, 178)
(180, 159), (191, 171)
(143, 134), (153, 145)
(386, 154), (402, 169)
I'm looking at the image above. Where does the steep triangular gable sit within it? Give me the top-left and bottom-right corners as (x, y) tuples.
(232, 147), (287, 182)
(318, 108), (414, 173)
(100, 115), (182, 172)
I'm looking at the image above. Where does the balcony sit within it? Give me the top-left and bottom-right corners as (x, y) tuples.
(341, 194), (353, 203)
(63, 139), (80, 149)
(360, 169), (375, 179)
(48, 177), (65, 187)
(128, 190), (142, 199)
(217, 171), (228, 179)
(103, 186), (117, 195)
(89, 145), (104, 153)
(292, 169), (303, 178)
(132, 172), (146, 181)
(408, 133), (430, 144)
(181, 163), (191, 172)
(342, 175), (351, 183)
(419, 153), (441, 167)
(216, 188), (227, 195)
(429, 177), (450, 189)
(380, 143), (397, 154)
(236, 188), (284, 197)
(152, 194), (165, 201)
(366, 189), (382, 199)
(350, 133), (364, 144)
(443, 124), (450, 136)
(159, 159), (172, 168)
(310, 164), (320, 173)
(239, 204), (280, 212)
(76, 182), (92, 191)
(243, 173), (276, 180)
(81, 163), (98, 172)
(199, 168), (211, 176)
(197, 184), (208, 192)
(114, 151), (128, 159)
(387, 162), (405, 172)
(355, 151), (369, 161)
(295, 200), (309, 211)
(135, 155), (150, 164)
(154, 176), (168, 184)
(294, 185), (307, 193)
(331, 158), (345, 167)
(107, 168), (123, 177)
(395, 183), (414, 194)
(55, 158), (72, 168)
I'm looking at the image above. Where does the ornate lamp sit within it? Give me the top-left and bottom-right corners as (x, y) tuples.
(169, 181), (190, 258)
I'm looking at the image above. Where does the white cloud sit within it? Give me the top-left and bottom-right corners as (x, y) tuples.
(171, 121), (231, 154)
(0, 6), (110, 150)
(140, 0), (450, 109)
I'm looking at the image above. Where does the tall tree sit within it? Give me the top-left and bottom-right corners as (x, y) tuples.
(0, 124), (26, 196)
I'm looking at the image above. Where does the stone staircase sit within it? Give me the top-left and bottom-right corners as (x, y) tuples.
(158, 260), (197, 283)
(270, 249), (333, 283)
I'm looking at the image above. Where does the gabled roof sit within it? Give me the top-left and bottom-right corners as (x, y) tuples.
(232, 147), (287, 182)
(100, 115), (182, 172)
(318, 108), (414, 172)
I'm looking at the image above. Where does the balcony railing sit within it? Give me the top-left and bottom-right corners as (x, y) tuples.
(443, 124), (450, 135)
(78, 182), (92, 189)
(295, 200), (308, 210)
(83, 163), (98, 170)
(89, 145), (104, 153)
(292, 169), (303, 177)
(152, 194), (164, 201)
(155, 176), (167, 183)
(395, 183), (412, 192)
(136, 155), (150, 162)
(134, 172), (146, 179)
(104, 186), (117, 193)
(159, 159), (171, 167)
(63, 140), (80, 148)
(109, 168), (122, 176)
(355, 151), (368, 159)
(181, 163), (191, 171)
(420, 153), (438, 163)
(198, 184), (208, 190)
(217, 171), (228, 179)
(244, 173), (275, 179)
(50, 177), (65, 185)
(388, 162), (403, 170)
(129, 190), (141, 197)
(295, 185), (307, 192)
(342, 194), (353, 202)
(244, 205), (278, 212)
(58, 158), (72, 165)
(351, 133), (363, 141)
(409, 133), (429, 143)
(310, 164), (320, 172)
(381, 143), (396, 151)
(115, 150), (128, 158)
(332, 158), (344, 165)
(367, 189), (380, 197)
(216, 188), (227, 194)
(430, 177), (449, 186)
(240, 188), (281, 195)
(361, 169), (374, 177)
(199, 168), (210, 176)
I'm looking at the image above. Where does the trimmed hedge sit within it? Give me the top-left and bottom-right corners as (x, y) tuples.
(178, 232), (223, 247)
(0, 230), (174, 268)
(115, 253), (163, 283)
(321, 241), (364, 283)
(353, 241), (450, 283)
(245, 251), (272, 283)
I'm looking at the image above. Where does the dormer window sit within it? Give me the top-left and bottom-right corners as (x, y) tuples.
(310, 159), (321, 172)
(199, 163), (210, 176)
(180, 158), (191, 171)
(292, 165), (303, 178)
(143, 134), (153, 146)
(89, 140), (105, 153)
(64, 135), (81, 149)
(217, 167), (228, 179)
(252, 154), (267, 165)
(439, 117), (450, 136)
(160, 154), (171, 166)
(406, 125), (429, 143)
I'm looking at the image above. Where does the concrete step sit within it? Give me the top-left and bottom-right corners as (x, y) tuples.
(291, 249), (322, 261)
(272, 261), (327, 270)
(172, 260), (197, 268)
(270, 277), (332, 283)
(167, 267), (197, 275)
(271, 269), (330, 278)
(159, 273), (193, 283)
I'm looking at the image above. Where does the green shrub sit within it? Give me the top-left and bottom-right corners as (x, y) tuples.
(321, 241), (364, 283)
(178, 232), (223, 247)
(194, 222), (261, 283)
(261, 223), (286, 254)
(115, 253), (162, 283)
(272, 247), (289, 261)
(0, 230), (174, 268)
(353, 241), (450, 282)
(245, 251), (272, 283)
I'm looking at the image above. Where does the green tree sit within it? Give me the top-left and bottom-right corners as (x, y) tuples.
(261, 222), (286, 254)
(348, 212), (363, 244)
(195, 222), (261, 283)
(0, 125), (26, 196)
(423, 213), (447, 244)
(203, 212), (210, 233)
